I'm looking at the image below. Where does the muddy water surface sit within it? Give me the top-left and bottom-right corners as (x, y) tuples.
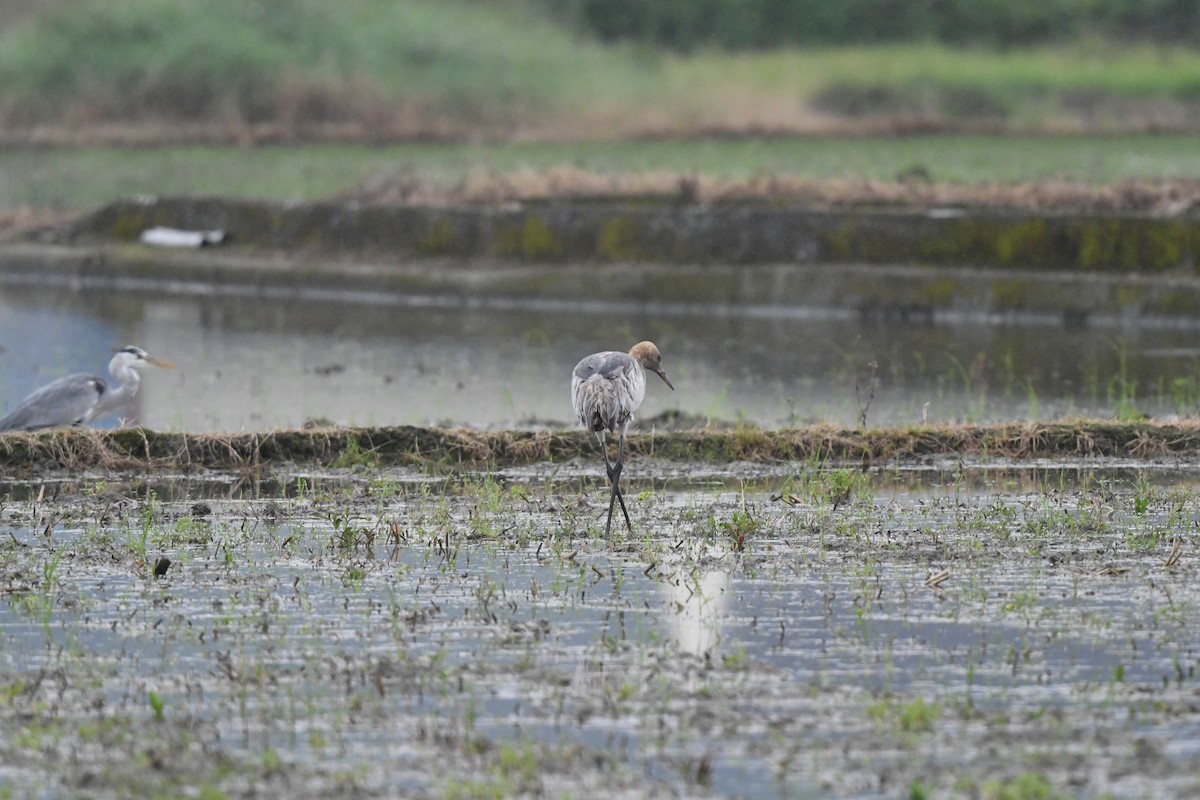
(3, 278), (1200, 432)
(2, 461), (1199, 797)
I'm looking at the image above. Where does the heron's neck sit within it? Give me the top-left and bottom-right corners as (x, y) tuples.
(102, 360), (142, 410)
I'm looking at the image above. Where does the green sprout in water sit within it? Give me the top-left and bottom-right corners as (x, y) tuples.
(1107, 339), (1145, 421)
(720, 509), (758, 552)
(867, 696), (941, 735)
(979, 771), (1068, 800)
(148, 690), (165, 722)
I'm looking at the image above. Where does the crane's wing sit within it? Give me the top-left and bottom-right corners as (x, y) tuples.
(0, 373), (106, 432)
(571, 351), (638, 431)
(572, 352), (635, 383)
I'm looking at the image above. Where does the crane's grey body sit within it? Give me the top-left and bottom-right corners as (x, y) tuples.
(571, 350), (647, 435)
(0, 346), (175, 432)
(571, 341), (673, 536)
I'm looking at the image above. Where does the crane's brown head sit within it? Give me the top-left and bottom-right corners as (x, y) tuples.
(629, 341), (674, 390)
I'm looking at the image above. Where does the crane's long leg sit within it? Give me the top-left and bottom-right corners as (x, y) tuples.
(598, 431), (633, 536)
(611, 430), (633, 534)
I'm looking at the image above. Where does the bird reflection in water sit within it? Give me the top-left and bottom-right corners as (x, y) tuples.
(661, 547), (730, 658)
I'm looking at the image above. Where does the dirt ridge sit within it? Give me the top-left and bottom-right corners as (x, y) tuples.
(0, 421), (1197, 475)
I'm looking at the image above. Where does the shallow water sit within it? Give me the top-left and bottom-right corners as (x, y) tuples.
(1, 463), (1199, 797)
(3, 275), (1200, 432)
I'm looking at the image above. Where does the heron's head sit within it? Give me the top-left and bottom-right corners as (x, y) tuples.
(113, 345), (176, 371)
(630, 341), (674, 390)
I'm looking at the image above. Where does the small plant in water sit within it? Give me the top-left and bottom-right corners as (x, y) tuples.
(856, 359), (879, 427)
(331, 435), (379, 469)
(19, 549), (65, 625)
(944, 351), (989, 421)
(148, 690), (166, 722)
(1131, 473), (1154, 515)
(722, 646), (749, 670)
(802, 466), (870, 509)
(1166, 373), (1200, 415)
(1107, 340), (1144, 420)
(979, 772), (1066, 800)
(721, 509), (758, 552)
(868, 696), (941, 735)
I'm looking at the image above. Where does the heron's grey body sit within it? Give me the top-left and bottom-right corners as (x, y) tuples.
(571, 341), (673, 535)
(0, 346), (175, 432)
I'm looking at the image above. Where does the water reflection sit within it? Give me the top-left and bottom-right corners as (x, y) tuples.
(3, 277), (1200, 432)
(663, 562), (730, 657)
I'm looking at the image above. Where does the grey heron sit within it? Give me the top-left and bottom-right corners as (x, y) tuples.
(0, 346), (175, 432)
(571, 340), (674, 535)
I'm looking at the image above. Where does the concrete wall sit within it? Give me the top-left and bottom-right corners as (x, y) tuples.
(75, 196), (1200, 272)
(1, 195), (1193, 328)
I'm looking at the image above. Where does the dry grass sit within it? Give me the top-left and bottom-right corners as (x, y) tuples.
(342, 168), (1200, 216)
(3, 421), (1200, 476)
(0, 207), (75, 240)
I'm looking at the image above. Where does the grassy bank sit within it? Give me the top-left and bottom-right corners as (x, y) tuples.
(3, 1), (1200, 140)
(0, 0), (639, 135)
(2, 420), (1199, 475)
(5, 135), (1200, 216)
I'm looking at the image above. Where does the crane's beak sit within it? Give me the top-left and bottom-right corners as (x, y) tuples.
(147, 357), (176, 369)
(652, 366), (674, 390)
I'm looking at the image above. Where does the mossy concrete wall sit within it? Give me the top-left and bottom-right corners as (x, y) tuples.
(75, 196), (1200, 272)
(7, 238), (1200, 326)
(2, 195), (1198, 327)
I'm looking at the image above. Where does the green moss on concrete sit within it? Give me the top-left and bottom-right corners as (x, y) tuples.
(921, 277), (959, 307)
(496, 215), (565, 260)
(1157, 288), (1200, 315)
(822, 220), (888, 263)
(1113, 283), (1148, 309)
(818, 213), (1197, 273)
(1145, 221), (1188, 272)
(990, 219), (1051, 267)
(596, 216), (648, 261)
(912, 218), (1048, 268)
(109, 210), (151, 240)
(990, 277), (1030, 310)
(820, 217), (1053, 268)
(417, 217), (458, 255)
(1074, 218), (1187, 272)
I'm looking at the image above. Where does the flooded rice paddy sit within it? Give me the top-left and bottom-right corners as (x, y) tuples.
(4, 249), (1200, 798)
(4, 277), (1200, 432)
(2, 459), (1199, 798)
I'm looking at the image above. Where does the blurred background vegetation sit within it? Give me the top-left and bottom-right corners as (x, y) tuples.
(3, 0), (1200, 218)
(544, 0), (1200, 49)
(2, 0), (1200, 141)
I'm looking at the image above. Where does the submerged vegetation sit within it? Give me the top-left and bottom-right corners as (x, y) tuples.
(1, 445), (1198, 797)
